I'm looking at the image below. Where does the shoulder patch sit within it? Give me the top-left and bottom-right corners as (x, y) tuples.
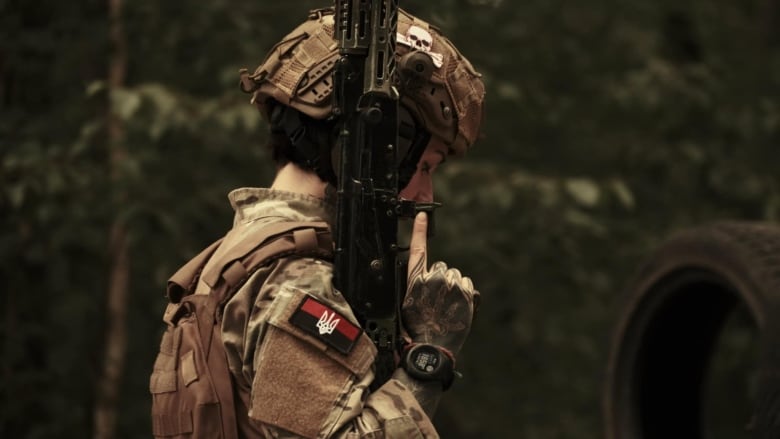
(290, 296), (362, 354)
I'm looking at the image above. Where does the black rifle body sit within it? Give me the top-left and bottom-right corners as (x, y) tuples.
(332, 0), (402, 388)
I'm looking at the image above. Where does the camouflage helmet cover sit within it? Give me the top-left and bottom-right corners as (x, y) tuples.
(239, 7), (485, 156)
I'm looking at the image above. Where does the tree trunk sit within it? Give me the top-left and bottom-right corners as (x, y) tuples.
(763, 0), (780, 46)
(93, 0), (129, 438)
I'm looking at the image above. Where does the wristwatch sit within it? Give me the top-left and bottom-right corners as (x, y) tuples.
(401, 343), (456, 391)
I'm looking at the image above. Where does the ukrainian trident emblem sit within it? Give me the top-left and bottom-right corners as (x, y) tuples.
(316, 310), (340, 335)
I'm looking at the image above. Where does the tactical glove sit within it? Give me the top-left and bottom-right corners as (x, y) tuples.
(402, 213), (480, 357)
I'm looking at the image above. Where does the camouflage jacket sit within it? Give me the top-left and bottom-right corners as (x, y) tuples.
(193, 188), (438, 439)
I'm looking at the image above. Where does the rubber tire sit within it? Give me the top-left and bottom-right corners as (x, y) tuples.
(604, 221), (780, 439)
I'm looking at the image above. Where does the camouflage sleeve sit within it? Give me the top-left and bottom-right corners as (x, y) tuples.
(232, 257), (440, 438)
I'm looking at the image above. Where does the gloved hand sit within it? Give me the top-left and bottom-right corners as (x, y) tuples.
(401, 212), (480, 357)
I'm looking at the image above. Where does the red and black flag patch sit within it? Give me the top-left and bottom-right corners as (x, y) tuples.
(290, 296), (362, 355)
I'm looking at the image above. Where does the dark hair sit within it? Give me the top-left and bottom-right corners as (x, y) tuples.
(266, 130), (292, 168)
(267, 103), (338, 183)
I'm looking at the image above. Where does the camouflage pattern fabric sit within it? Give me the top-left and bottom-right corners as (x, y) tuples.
(193, 188), (438, 438)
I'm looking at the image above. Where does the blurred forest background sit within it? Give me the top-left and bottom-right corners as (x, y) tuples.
(3, 0), (780, 438)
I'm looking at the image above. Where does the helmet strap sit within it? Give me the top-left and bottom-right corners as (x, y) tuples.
(397, 107), (431, 191)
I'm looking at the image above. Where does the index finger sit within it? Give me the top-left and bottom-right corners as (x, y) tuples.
(407, 212), (428, 279)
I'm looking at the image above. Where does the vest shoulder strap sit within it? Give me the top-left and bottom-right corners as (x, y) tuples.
(166, 221), (333, 304)
(166, 238), (223, 303)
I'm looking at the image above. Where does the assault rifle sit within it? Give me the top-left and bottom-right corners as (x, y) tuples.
(332, 0), (437, 387)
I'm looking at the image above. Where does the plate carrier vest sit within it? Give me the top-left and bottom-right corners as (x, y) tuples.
(149, 222), (333, 438)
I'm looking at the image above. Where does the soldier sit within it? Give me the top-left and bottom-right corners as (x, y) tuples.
(150, 6), (485, 439)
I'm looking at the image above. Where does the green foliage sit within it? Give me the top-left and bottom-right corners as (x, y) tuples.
(3, 0), (780, 437)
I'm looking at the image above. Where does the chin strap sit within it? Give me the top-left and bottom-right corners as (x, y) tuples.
(396, 104), (432, 191)
(397, 128), (430, 191)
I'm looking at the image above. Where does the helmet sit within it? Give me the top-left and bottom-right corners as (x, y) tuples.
(239, 7), (485, 156)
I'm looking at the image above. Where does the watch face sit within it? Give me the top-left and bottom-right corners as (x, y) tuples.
(404, 344), (455, 390)
(410, 345), (441, 373)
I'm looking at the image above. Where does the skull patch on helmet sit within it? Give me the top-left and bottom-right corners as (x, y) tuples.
(407, 26), (432, 51)
(398, 25), (444, 68)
